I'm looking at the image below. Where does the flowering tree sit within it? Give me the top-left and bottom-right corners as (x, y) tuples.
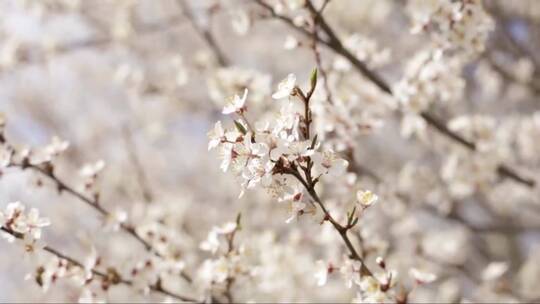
(1, 0), (540, 302)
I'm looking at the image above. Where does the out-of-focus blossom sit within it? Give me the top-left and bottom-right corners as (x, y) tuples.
(272, 74), (296, 100)
(79, 160), (106, 178)
(482, 262), (508, 281)
(231, 9), (251, 36)
(410, 268), (437, 284)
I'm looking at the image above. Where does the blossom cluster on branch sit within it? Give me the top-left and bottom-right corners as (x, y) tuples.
(1, 0), (540, 302)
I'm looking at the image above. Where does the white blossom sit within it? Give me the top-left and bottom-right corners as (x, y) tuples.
(314, 260), (330, 286)
(208, 121), (225, 151)
(0, 1), (538, 302)
(200, 222), (237, 254)
(356, 190), (378, 208)
(25, 208), (51, 240)
(284, 35), (299, 50)
(223, 89), (249, 115)
(79, 160), (106, 178)
(285, 200), (306, 224)
(340, 258), (362, 288)
(312, 150), (348, 177)
(410, 267), (437, 284)
(105, 207), (127, 231)
(231, 9), (250, 36)
(482, 262), (508, 281)
(272, 74), (296, 99)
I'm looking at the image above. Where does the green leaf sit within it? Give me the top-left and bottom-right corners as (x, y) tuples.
(234, 120), (247, 135)
(347, 206), (357, 225)
(310, 67), (318, 91)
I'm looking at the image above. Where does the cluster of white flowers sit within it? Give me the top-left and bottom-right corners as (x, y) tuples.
(128, 255), (186, 295)
(0, 201), (103, 298)
(314, 254), (404, 303)
(200, 222), (238, 254)
(448, 115), (497, 152)
(394, 50), (465, 116)
(209, 73), (348, 211)
(0, 201), (50, 244)
(396, 0), (494, 139)
(2, 0), (540, 302)
(394, 50), (466, 140)
(343, 34), (391, 69)
(207, 70), (406, 300)
(408, 0), (494, 54)
(30, 256), (71, 292)
(198, 219), (253, 300)
(0, 135), (70, 170)
(441, 115), (501, 198)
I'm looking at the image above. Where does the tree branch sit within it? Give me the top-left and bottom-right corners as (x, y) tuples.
(8, 161), (195, 284)
(0, 226), (199, 303)
(254, 0), (535, 188)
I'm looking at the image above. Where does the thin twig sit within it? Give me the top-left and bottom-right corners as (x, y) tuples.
(285, 85), (376, 278)
(223, 224), (239, 303)
(286, 167), (374, 277)
(254, 0), (535, 188)
(0, 226), (199, 303)
(177, 1), (230, 67)
(7, 161), (195, 285)
(308, 0), (335, 105)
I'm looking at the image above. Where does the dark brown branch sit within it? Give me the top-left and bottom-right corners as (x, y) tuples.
(303, 1), (392, 94)
(308, 0), (335, 105)
(286, 168), (374, 277)
(10, 163), (150, 248)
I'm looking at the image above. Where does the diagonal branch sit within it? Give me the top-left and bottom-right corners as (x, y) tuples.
(0, 226), (199, 303)
(254, 0), (535, 188)
(286, 168), (374, 277)
(7, 161), (195, 284)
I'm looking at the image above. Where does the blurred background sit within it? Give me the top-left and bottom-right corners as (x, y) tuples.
(1, 0), (540, 302)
